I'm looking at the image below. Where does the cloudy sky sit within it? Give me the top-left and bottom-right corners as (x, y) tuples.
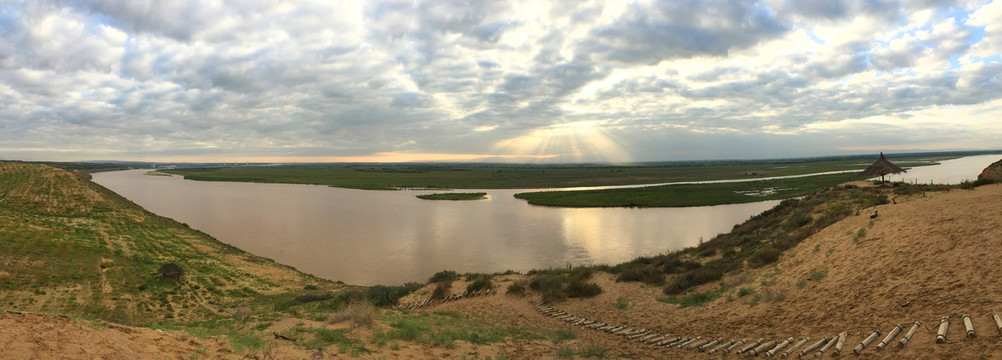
(1, 0), (1000, 163)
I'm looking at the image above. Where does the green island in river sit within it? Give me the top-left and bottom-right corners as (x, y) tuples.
(416, 192), (488, 201)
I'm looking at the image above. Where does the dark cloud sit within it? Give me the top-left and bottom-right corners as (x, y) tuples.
(580, 0), (789, 64)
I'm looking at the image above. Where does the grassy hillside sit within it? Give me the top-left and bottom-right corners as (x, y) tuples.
(0, 162), (364, 344)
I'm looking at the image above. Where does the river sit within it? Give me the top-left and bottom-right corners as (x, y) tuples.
(92, 154), (999, 285)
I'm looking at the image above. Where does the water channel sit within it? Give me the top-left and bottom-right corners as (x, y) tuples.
(92, 154), (999, 286)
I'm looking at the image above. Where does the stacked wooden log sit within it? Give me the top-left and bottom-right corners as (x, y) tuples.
(391, 288), (502, 310)
(532, 302), (1002, 357)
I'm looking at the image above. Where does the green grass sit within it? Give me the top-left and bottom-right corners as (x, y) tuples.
(416, 192), (487, 200)
(513, 173), (857, 207)
(160, 153), (966, 191)
(657, 288), (721, 307)
(808, 270), (828, 281)
(371, 311), (544, 349)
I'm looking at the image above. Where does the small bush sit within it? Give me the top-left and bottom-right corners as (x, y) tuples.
(292, 293), (333, 305)
(615, 297), (628, 310)
(430, 281), (451, 300)
(737, 287), (754, 297)
(428, 270), (459, 284)
(466, 276), (492, 293)
(507, 280), (528, 296)
(365, 283), (422, 307)
(328, 301), (375, 328)
(531, 274), (566, 302)
(551, 329), (575, 344)
(746, 246), (781, 268)
(565, 279), (602, 298)
(808, 270), (828, 281)
(615, 265), (665, 286)
(303, 284), (319, 290)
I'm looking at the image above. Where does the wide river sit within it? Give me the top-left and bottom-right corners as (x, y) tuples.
(92, 154), (999, 286)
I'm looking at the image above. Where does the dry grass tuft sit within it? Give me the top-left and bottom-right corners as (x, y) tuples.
(328, 301), (375, 328)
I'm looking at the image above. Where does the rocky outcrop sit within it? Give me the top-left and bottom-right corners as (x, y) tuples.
(978, 158), (1002, 180)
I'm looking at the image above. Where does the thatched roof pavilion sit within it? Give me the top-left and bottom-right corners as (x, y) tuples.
(858, 152), (906, 185)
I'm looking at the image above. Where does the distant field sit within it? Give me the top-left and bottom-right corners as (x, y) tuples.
(416, 192), (487, 200)
(514, 173), (857, 207)
(162, 154), (955, 190)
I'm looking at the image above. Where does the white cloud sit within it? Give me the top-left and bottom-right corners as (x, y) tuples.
(0, 0), (999, 162)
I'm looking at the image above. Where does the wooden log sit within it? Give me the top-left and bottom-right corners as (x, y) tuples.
(936, 316), (950, 344)
(635, 333), (657, 341)
(831, 331), (846, 356)
(815, 334), (838, 358)
(677, 336), (702, 349)
(781, 337), (808, 358)
(799, 337), (827, 357)
(709, 340), (734, 354)
(665, 337), (689, 347)
(727, 339), (748, 353)
(963, 314), (976, 338)
(766, 337), (793, 357)
(580, 320), (595, 326)
(738, 338), (764, 354)
(646, 336), (665, 344)
(994, 312), (1002, 335)
(748, 339), (777, 357)
(628, 330), (652, 339)
(657, 337), (680, 346)
(898, 322), (920, 348)
(876, 324), (902, 350)
(700, 338), (722, 352)
(853, 330), (880, 355)
(687, 339), (710, 350)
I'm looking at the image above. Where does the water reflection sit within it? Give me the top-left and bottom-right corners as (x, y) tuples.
(93, 170), (778, 285)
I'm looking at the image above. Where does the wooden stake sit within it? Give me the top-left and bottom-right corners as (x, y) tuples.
(767, 337), (794, 357)
(937, 316), (950, 344)
(700, 338), (722, 352)
(748, 339), (778, 357)
(799, 337), (827, 357)
(963, 314), (976, 338)
(709, 340), (734, 354)
(727, 339), (748, 353)
(853, 330), (880, 355)
(876, 324), (902, 350)
(815, 334), (838, 358)
(738, 338), (764, 354)
(832, 331), (846, 356)
(898, 322), (920, 348)
(687, 339), (709, 350)
(781, 337), (809, 358)
(993, 312), (1002, 335)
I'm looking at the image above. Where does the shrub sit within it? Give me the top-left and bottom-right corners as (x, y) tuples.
(737, 287), (754, 297)
(746, 246), (781, 268)
(565, 280), (602, 298)
(530, 274), (566, 302)
(428, 270), (459, 284)
(365, 283), (422, 307)
(430, 281), (451, 300)
(328, 301), (375, 328)
(292, 293), (333, 305)
(615, 265), (665, 286)
(466, 276), (492, 293)
(507, 279), (528, 296)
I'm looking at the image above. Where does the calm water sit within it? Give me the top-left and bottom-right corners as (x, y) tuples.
(92, 171), (779, 285)
(884, 154), (1001, 184)
(92, 154), (998, 285)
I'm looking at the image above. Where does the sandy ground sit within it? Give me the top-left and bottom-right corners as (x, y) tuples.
(6, 183), (1002, 359)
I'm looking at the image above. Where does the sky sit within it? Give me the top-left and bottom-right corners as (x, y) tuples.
(1, 0), (1001, 163)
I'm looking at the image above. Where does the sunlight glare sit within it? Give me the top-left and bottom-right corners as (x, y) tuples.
(492, 121), (632, 162)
